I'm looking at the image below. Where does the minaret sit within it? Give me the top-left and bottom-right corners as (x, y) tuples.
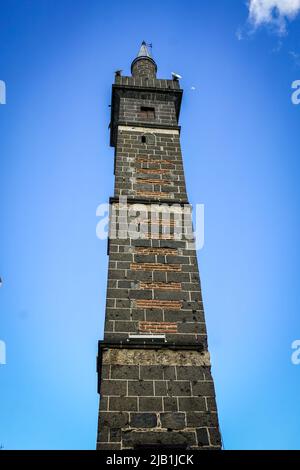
(131, 41), (157, 78)
(96, 43), (221, 450)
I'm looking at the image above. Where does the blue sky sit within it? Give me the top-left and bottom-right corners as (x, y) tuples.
(0, 0), (300, 450)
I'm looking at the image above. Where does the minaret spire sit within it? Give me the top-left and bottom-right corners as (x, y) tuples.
(137, 40), (152, 58)
(131, 41), (157, 78)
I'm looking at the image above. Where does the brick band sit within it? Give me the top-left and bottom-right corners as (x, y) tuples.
(139, 321), (178, 333)
(130, 263), (181, 272)
(135, 300), (182, 310)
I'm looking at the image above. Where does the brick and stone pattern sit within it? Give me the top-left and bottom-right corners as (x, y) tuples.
(104, 232), (207, 347)
(97, 45), (221, 450)
(114, 127), (188, 202)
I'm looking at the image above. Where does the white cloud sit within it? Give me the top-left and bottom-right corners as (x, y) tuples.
(248, 0), (300, 34)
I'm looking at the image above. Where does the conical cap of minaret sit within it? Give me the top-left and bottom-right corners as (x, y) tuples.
(137, 41), (152, 58)
(131, 41), (157, 78)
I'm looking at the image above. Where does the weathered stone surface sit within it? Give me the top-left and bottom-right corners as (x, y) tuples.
(110, 428), (121, 442)
(97, 425), (109, 443)
(140, 365), (163, 380)
(160, 413), (185, 430)
(130, 413), (157, 428)
(209, 427), (222, 447)
(99, 412), (129, 428)
(100, 380), (127, 397)
(163, 397), (178, 412)
(128, 380), (154, 396)
(163, 366), (176, 380)
(186, 412), (219, 428)
(207, 397), (218, 412)
(177, 366), (205, 381)
(154, 380), (168, 396)
(178, 397), (206, 412)
(109, 397), (138, 412)
(167, 381), (191, 397)
(110, 364), (139, 379)
(192, 381), (215, 397)
(102, 349), (211, 366)
(139, 397), (163, 412)
(196, 428), (210, 446)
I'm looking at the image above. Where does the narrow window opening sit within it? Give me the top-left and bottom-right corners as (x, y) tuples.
(139, 106), (155, 120)
(141, 135), (147, 144)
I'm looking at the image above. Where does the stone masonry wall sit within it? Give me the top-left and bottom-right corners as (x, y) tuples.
(104, 231), (207, 347)
(97, 54), (221, 451)
(132, 59), (157, 79)
(114, 127), (188, 202)
(97, 349), (221, 450)
(119, 98), (177, 126)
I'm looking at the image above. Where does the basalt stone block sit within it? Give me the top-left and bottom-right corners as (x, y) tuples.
(98, 426), (109, 442)
(186, 412), (219, 428)
(154, 380), (168, 396)
(196, 428), (210, 446)
(130, 413), (157, 428)
(160, 413), (186, 430)
(162, 366), (176, 380)
(109, 397), (138, 412)
(100, 380), (127, 397)
(163, 397), (178, 412)
(192, 381), (215, 397)
(99, 412), (129, 428)
(206, 397), (218, 412)
(167, 380), (191, 397)
(110, 428), (121, 442)
(128, 380), (154, 396)
(178, 397), (206, 412)
(209, 427), (222, 447)
(111, 365), (139, 380)
(139, 397), (163, 412)
(140, 366), (164, 380)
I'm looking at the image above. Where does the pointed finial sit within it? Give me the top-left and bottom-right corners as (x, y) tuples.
(137, 41), (152, 59)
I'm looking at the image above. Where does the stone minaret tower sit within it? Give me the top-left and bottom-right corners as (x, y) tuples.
(96, 42), (221, 450)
